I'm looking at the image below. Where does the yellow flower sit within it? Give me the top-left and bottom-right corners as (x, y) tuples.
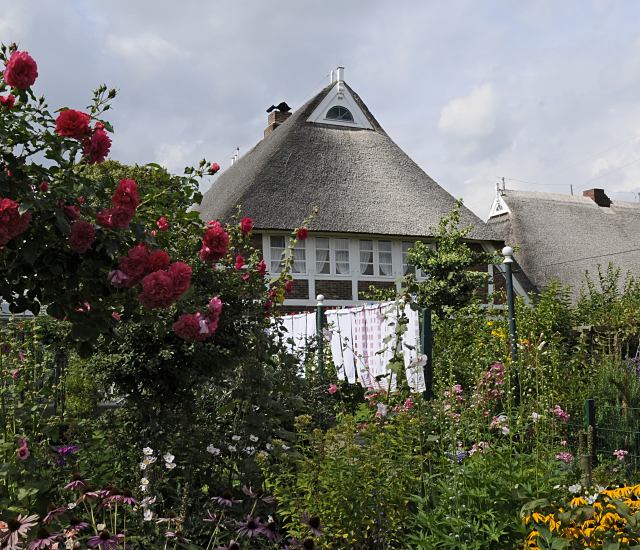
(570, 496), (587, 507)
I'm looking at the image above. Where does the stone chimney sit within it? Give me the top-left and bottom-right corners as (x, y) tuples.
(264, 110), (291, 138)
(582, 188), (611, 207)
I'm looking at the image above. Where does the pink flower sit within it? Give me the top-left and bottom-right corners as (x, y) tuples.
(83, 128), (111, 164)
(235, 254), (245, 270)
(111, 311), (121, 321)
(240, 217), (254, 234)
(10, 368), (19, 380)
(256, 259), (267, 276)
(284, 280), (293, 294)
(402, 398), (414, 410)
(16, 438), (29, 461)
(3, 51), (38, 89)
(210, 162), (220, 174)
(552, 405), (570, 422)
(55, 109), (90, 139)
(296, 227), (308, 240)
(327, 384), (338, 395)
(0, 94), (15, 109)
(107, 269), (130, 288)
(555, 451), (573, 464)
(156, 216), (169, 231)
(209, 296), (223, 316)
(614, 449), (629, 462)
(69, 220), (95, 253)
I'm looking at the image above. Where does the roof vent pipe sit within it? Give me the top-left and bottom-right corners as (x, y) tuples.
(330, 69), (335, 84)
(336, 66), (345, 82)
(583, 188), (611, 208)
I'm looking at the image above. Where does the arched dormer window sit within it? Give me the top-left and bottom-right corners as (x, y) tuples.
(325, 106), (354, 122)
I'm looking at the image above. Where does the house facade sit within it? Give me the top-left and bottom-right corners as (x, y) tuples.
(199, 68), (525, 306)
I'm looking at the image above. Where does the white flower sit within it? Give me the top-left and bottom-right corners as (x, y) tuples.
(228, 445), (237, 452)
(139, 462), (148, 471)
(140, 478), (150, 492)
(206, 444), (221, 456)
(249, 434), (259, 443)
(143, 508), (154, 521)
(568, 483), (582, 494)
(587, 493), (598, 504)
(231, 435), (241, 442)
(142, 447), (154, 456)
(67, 502), (77, 510)
(376, 403), (388, 417)
(163, 453), (175, 463)
(282, 444), (290, 451)
(265, 443), (273, 451)
(530, 412), (541, 422)
(244, 446), (256, 455)
(501, 426), (510, 435)
(141, 496), (156, 507)
(165, 462), (176, 470)
(97, 523), (106, 531)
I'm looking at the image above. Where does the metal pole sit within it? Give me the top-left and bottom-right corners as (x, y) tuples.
(420, 308), (434, 399)
(584, 398), (596, 466)
(502, 247), (518, 363)
(316, 294), (325, 379)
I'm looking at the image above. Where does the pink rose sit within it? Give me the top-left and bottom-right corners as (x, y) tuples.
(69, 220), (95, 253)
(139, 270), (175, 309)
(3, 51), (38, 89)
(55, 109), (90, 139)
(148, 249), (170, 272)
(240, 217), (254, 234)
(83, 128), (111, 164)
(169, 262), (192, 297)
(296, 227), (308, 240)
(0, 94), (15, 109)
(156, 216), (169, 231)
(328, 384), (338, 395)
(111, 179), (139, 211)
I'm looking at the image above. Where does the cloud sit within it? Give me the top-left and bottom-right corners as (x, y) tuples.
(105, 32), (186, 73)
(438, 83), (499, 141)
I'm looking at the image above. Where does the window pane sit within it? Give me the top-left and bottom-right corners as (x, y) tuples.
(360, 240), (373, 275)
(270, 236), (285, 273)
(335, 239), (350, 274)
(316, 238), (330, 274)
(378, 241), (393, 276)
(292, 241), (306, 274)
(402, 241), (415, 275)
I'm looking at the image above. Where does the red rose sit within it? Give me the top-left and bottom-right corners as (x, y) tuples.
(39, 181), (48, 192)
(240, 217), (254, 234)
(257, 259), (267, 276)
(69, 220), (95, 253)
(138, 270), (175, 309)
(173, 313), (207, 342)
(210, 162), (220, 174)
(0, 198), (30, 245)
(118, 243), (149, 282)
(169, 261), (192, 297)
(148, 249), (170, 272)
(77, 196), (85, 205)
(0, 94), (15, 109)
(63, 205), (80, 220)
(209, 296), (223, 316)
(55, 109), (90, 139)
(296, 227), (308, 240)
(0, 226), (10, 247)
(284, 280), (293, 294)
(111, 179), (139, 211)
(83, 128), (111, 164)
(156, 216), (169, 231)
(235, 254), (245, 270)
(94, 121), (105, 131)
(3, 51), (38, 90)
(95, 209), (112, 228)
(109, 206), (134, 229)
(200, 221), (229, 263)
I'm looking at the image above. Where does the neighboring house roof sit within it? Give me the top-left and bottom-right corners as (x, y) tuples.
(487, 189), (640, 297)
(199, 81), (496, 241)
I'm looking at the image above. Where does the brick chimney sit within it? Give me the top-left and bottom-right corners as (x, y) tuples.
(264, 110), (291, 138)
(583, 188), (611, 207)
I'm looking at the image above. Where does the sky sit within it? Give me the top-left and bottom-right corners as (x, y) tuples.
(4, 0), (640, 218)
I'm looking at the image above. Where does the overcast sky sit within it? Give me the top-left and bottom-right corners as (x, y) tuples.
(4, 1), (640, 218)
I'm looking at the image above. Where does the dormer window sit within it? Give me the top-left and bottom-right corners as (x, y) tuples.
(325, 106), (354, 122)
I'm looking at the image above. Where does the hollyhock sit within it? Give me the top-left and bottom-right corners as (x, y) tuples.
(83, 128), (111, 164)
(614, 449), (629, 461)
(148, 249), (170, 272)
(69, 220), (95, 253)
(0, 94), (15, 109)
(296, 227), (308, 240)
(235, 254), (245, 270)
(556, 451), (574, 464)
(284, 280), (293, 294)
(257, 259), (267, 276)
(156, 216), (169, 231)
(3, 51), (38, 89)
(16, 438), (29, 460)
(168, 262), (192, 297)
(240, 217), (254, 234)
(55, 109), (90, 139)
(111, 179), (139, 211)
(139, 271), (175, 309)
(118, 244), (150, 282)
(201, 221), (229, 263)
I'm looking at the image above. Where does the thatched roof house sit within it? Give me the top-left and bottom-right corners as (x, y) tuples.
(487, 188), (640, 298)
(200, 68), (507, 305)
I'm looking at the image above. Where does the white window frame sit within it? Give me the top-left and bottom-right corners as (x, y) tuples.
(265, 234), (308, 276)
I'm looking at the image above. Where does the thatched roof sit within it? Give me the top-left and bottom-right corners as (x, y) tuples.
(199, 82), (495, 240)
(488, 189), (640, 297)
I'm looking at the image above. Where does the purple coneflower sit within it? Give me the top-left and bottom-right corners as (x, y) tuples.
(56, 444), (79, 456)
(241, 485), (276, 504)
(67, 517), (89, 532)
(217, 541), (241, 550)
(203, 510), (218, 523)
(42, 504), (67, 524)
(302, 513), (323, 537)
(26, 526), (60, 549)
(87, 529), (123, 549)
(260, 517), (281, 542)
(213, 490), (242, 507)
(236, 515), (263, 538)
(64, 473), (89, 491)
(0, 514), (39, 548)
(105, 488), (137, 506)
